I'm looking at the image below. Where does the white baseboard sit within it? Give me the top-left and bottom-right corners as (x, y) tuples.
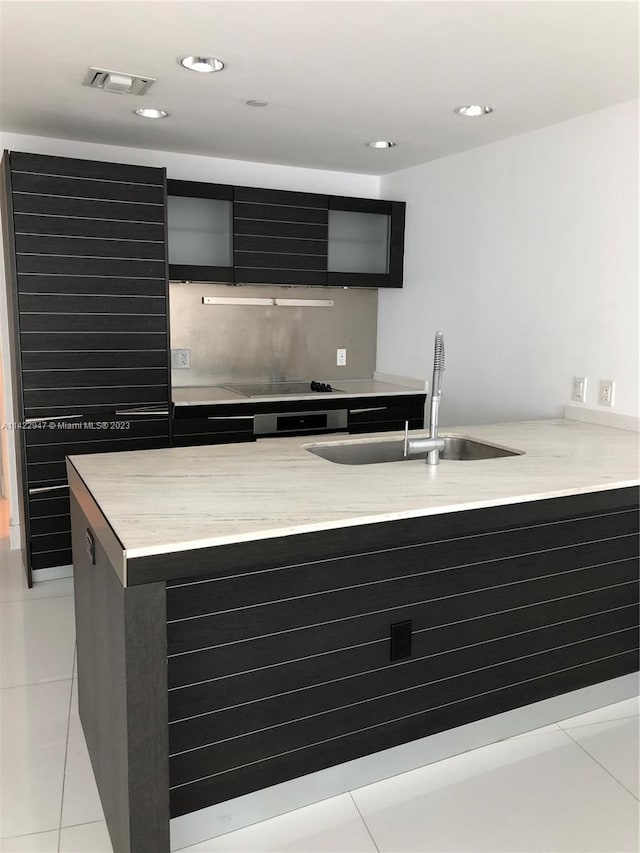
(169, 673), (638, 851)
(32, 564), (73, 582)
(9, 523), (22, 551)
(564, 405), (640, 432)
(373, 371), (428, 391)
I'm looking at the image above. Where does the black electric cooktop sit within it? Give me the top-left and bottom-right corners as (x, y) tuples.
(221, 381), (343, 398)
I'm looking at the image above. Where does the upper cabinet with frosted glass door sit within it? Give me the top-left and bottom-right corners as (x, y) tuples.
(167, 179), (234, 283)
(327, 196), (406, 289)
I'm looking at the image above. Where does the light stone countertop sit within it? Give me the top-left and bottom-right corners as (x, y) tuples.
(172, 379), (427, 406)
(67, 419), (639, 560)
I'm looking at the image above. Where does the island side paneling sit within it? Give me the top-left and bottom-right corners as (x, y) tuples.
(136, 487), (639, 818)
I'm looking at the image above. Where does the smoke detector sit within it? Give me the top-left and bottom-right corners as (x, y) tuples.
(83, 67), (156, 96)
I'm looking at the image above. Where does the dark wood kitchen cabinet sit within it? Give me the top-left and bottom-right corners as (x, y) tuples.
(1, 151), (171, 583)
(172, 393), (425, 446)
(167, 181), (406, 288)
(347, 394), (425, 433)
(69, 476), (639, 850)
(328, 196), (406, 289)
(233, 186), (329, 286)
(167, 179), (234, 283)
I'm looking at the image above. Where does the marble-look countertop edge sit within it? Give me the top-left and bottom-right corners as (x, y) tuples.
(69, 419), (640, 562)
(124, 479), (639, 561)
(172, 380), (426, 406)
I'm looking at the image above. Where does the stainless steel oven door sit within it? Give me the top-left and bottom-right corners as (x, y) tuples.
(254, 409), (348, 436)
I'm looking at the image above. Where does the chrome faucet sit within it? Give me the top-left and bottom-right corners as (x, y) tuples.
(405, 331), (446, 465)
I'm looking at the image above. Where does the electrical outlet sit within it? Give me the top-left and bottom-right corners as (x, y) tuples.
(572, 376), (587, 403)
(336, 348), (347, 367)
(598, 379), (615, 407)
(171, 348), (191, 369)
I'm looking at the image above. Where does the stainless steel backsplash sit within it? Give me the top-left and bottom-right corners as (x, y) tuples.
(170, 283), (378, 386)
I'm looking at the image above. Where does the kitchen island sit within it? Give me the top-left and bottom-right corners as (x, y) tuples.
(67, 418), (639, 853)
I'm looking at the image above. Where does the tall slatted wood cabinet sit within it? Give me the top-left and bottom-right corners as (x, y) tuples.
(1, 152), (171, 584)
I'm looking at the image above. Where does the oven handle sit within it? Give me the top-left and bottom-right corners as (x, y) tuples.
(349, 407), (388, 414)
(206, 416), (254, 421)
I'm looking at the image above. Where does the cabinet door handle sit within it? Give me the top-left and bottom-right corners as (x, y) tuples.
(206, 415), (254, 421)
(24, 415), (82, 423)
(349, 407), (388, 414)
(115, 409), (169, 416)
(29, 484), (69, 495)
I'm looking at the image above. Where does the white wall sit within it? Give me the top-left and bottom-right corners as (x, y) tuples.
(377, 100), (639, 426)
(0, 132), (379, 543)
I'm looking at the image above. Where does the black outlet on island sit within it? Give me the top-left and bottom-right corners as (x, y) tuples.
(390, 620), (413, 661)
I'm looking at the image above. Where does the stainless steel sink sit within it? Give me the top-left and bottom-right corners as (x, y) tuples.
(306, 435), (522, 465)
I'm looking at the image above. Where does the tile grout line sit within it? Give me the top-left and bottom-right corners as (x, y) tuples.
(0, 592), (75, 604)
(557, 712), (639, 732)
(349, 791), (381, 853)
(57, 648), (76, 853)
(0, 676), (78, 692)
(562, 726), (639, 802)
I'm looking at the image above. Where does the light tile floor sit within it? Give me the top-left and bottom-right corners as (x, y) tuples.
(1, 498), (638, 852)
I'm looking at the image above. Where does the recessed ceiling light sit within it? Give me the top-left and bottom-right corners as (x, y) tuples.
(134, 107), (169, 119)
(454, 105), (493, 117)
(367, 140), (396, 149)
(179, 56), (225, 73)
(246, 99), (268, 107)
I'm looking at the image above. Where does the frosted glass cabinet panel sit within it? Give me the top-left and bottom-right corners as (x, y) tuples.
(328, 210), (390, 274)
(168, 196), (232, 267)
(167, 179), (234, 282)
(327, 197), (405, 289)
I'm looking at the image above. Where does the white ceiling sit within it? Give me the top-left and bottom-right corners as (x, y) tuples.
(0, 0), (637, 175)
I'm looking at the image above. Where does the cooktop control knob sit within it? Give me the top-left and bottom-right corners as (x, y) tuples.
(310, 381), (334, 392)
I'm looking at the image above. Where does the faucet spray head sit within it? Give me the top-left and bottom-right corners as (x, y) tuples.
(432, 331), (445, 397)
(433, 331), (445, 372)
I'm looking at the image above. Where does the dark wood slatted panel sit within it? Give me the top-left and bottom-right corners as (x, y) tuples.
(15, 234), (165, 260)
(170, 606), (639, 753)
(25, 415), (169, 448)
(30, 513), (71, 536)
(233, 268), (328, 286)
(27, 436), (170, 485)
(234, 235), (327, 255)
(13, 213), (165, 242)
(24, 386), (168, 414)
(18, 293), (166, 315)
(7, 152), (170, 574)
(21, 332), (168, 352)
(167, 577), (637, 693)
(164, 495), (639, 816)
(348, 395), (426, 433)
(10, 152), (164, 184)
(23, 367), (167, 390)
(31, 548), (72, 570)
(11, 193), (165, 222)
(172, 415), (254, 447)
(20, 313), (166, 333)
(167, 510), (638, 618)
(22, 350), (168, 370)
(233, 251), (326, 271)
(169, 651), (638, 816)
(11, 172), (164, 204)
(28, 491), (70, 519)
(168, 585), (638, 716)
(234, 187), (327, 208)
(167, 541), (638, 654)
(234, 187), (328, 286)
(234, 218), (327, 240)
(16, 255), (165, 278)
(17, 274), (168, 297)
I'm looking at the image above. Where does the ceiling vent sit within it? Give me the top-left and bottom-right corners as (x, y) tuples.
(83, 67), (156, 96)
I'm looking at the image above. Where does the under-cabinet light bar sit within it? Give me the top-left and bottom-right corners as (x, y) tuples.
(201, 297), (334, 307)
